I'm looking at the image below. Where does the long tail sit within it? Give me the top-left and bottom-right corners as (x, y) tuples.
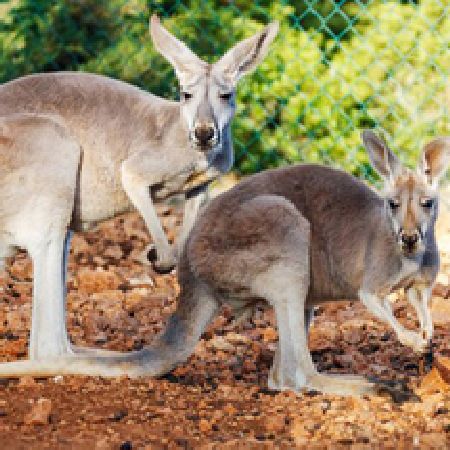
(0, 283), (218, 378)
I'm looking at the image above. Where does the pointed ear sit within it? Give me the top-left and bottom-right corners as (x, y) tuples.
(213, 22), (279, 84)
(149, 15), (206, 84)
(420, 137), (450, 186)
(361, 130), (402, 180)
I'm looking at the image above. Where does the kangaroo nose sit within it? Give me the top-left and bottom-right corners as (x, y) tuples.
(194, 124), (215, 145)
(401, 232), (419, 248)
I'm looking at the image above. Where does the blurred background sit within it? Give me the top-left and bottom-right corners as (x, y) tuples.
(0, 0), (448, 181)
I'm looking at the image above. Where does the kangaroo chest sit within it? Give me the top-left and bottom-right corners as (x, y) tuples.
(78, 161), (132, 228)
(389, 258), (425, 293)
(76, 148), (206, 230)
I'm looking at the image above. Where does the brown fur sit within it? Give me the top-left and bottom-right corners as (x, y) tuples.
(184, 164), (438, 303)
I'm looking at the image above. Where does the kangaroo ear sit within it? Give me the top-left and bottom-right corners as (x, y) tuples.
(213, 22), (279, 84)
(150, 15), (206, 84)
(362, 130), (402, 180)
(420, 137), (450, 186)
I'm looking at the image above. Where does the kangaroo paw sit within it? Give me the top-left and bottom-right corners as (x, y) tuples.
(141, 244), (176, 273)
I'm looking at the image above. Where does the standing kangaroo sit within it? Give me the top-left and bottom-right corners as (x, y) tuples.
(0, 16), (278, 365)
(0, 130), (447, 397)
(0, 16), (278, 273)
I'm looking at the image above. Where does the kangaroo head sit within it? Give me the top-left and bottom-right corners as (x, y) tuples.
(362, 130), (450, 257)
(150, 15), (278, 163)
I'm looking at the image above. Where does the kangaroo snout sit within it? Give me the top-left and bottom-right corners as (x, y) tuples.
(399, 228), (421, 252)
(192, 122), (218, 148)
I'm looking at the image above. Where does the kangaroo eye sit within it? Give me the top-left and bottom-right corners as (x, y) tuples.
(420, 198), (434, 208)
(219, 92), (232, 101)
(388, 199), (400, 210)
(181, 91), (193, 101)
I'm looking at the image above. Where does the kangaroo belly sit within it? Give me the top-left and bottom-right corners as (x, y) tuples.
(79, 181), (133, 226)
(308, 239), (362, 303)
(77, 156), (133, 227)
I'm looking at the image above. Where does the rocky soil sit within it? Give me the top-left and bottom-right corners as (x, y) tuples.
(0, 189), (448, 449)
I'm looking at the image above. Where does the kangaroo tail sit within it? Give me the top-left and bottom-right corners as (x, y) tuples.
(0, 282), (218, 378)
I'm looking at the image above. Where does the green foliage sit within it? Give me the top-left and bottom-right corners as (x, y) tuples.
(321, 0), (450, 179)
(231, 0), (450, 177)
(0, 0), (123, 80)
(83, 0), (240, 99)
(0, 0), (448, 180)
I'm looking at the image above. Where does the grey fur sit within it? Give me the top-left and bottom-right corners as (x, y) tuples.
(0, 17), (278, 367)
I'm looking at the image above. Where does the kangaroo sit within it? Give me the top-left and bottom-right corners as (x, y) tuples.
(0, 16), (278, 365)
(0, 16), (278, 273)
(0, 130), (447, 397)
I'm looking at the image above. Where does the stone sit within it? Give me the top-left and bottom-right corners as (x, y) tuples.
(76, 268), (123, 294)
(24, 398), (52, 425)
(435, 356), (450, 384)
(431, 297), (450, 325)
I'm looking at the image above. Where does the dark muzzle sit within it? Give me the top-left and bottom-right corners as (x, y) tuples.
(400, 229), (420, 252)
(193, 123), (217, 147)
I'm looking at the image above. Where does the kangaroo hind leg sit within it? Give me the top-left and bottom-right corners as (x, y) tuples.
(248, 197), (377, 396)
(246, 196), (314, 391)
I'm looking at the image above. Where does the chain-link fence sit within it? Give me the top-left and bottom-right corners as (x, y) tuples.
(0, 0), (449, 180)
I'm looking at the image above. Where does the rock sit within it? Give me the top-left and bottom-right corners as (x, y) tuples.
(417, 368), (448, 395)
(435, 273), (449, 286)
(290, 418), (311, 446)
(9, 256), (32, 280)
(435, 356), (450, 383)
(18, 376), (36, 388)
(225, 332), (251, 345)
(309, 321), (339, 350)
(24, 398), (52, 425)
(92, 255), (105, 265)
(95, 437), (110, 450)
(103, 244), (123, 261)
(71, 235), (91, 257)
(223, 403), (237, 416)
(264, 415), (285, 433)
(76, 268), (123, 294)
(403, 392), (443, 415)
(431, 297), (450, 325)
(433, 283), (449, 298)
(128, 274), (154, 288)
(198, 418), (211, 433)
(340, 327), (363, 345)
(334, 354), (356, 367)
(207, 336), (234, 352)
(417, 433), (448, 448)
(94, 331), (108, 344)
(261, 327), (278, 343)
(242, 360), (257, 373)
(12, 283), (32, 299)
(6, 309), (28, 330)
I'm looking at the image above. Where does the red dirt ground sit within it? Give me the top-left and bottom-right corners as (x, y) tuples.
(0, 200), (448, 449)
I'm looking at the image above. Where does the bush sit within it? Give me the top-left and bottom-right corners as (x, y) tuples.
(229, 0), (450, 178)
(0, 0), (123, 81)
(0, 0), (448, 180)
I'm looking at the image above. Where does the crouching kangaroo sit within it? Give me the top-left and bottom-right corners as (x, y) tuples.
(0, 16), (278, 273)
(0, 16), (277, 365)
(0, 131), (448, 397)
